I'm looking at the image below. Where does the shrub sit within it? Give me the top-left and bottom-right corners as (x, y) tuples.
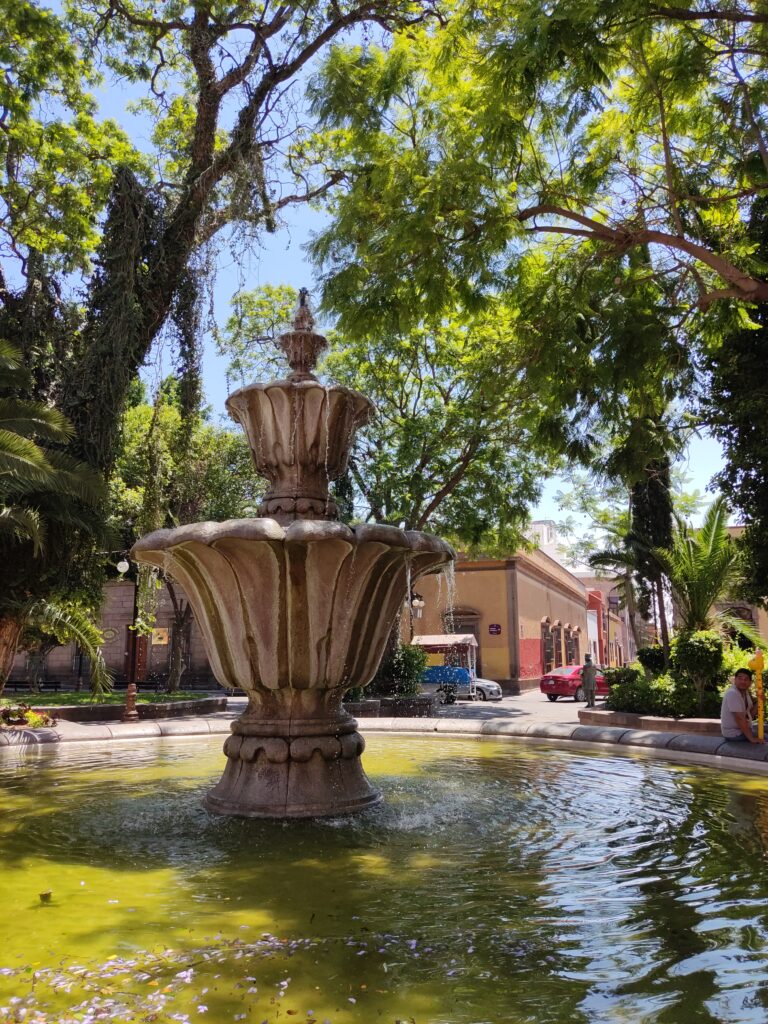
(604, 677), (655, 715)
(366, 641), (428, 698)
(721, 642), (757, 680)
(605, 673), (716, 719)
(637, 644), (666, 675)
(603, 666), (643, 688)
(671, 630), (725, 711)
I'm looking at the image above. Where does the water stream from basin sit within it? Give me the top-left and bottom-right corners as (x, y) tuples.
(2, 735), (768, 1023)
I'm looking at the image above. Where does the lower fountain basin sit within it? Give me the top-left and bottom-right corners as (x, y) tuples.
(2, 734), (767, 1023)
(131, 518), (454, 816)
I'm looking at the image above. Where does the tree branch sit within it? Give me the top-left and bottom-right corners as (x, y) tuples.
(651, 5), (768, 24)
(518, 203), (768, 301)
(415, 438), (481, 530)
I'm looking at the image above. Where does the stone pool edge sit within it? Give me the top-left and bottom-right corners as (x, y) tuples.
(3, 713), (768, 777)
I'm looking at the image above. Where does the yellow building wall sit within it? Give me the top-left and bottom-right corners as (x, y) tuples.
(411, 553), (589, 690)
(411, 563), (512, 681)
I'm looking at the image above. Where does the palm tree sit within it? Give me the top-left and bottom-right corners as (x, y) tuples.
(588, 546), (645, 654)
(0, 342), (112, 696)
(653, 496), (763, 643)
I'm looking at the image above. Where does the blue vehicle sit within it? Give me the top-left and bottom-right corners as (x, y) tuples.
(421, 665), (475, 703)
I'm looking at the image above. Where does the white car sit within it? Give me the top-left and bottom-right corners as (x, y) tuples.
(472, 677), (503, 701)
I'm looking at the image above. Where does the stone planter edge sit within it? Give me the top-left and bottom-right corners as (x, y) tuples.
(579, 707), (720, 735)
(28, 696), (227, 723)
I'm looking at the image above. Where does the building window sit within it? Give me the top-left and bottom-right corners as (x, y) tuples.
(552, 622), (563, 668)
(541, 620), (554, 673)
(565, 627), (577, 665)
(449, 610), (480, 640)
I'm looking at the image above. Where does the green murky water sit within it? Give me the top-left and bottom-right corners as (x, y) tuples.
(1, 735), (768, 1024)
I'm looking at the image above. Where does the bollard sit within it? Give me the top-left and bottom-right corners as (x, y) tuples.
(122, 681), (139, 722)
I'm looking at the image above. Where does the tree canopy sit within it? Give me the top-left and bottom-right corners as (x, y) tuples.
(0, 0), (447, 675)
(304, 0), (768, 596)
(309, 0), (768, 324)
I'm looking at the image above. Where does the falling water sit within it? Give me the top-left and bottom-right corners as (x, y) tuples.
(402, 557), (413, 642)
(322, 385), (332, 515)
(443, 562), (456, 633)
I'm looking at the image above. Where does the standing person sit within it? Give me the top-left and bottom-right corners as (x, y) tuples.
(721, 668), (763, 743)
(581, 654), (598, 708)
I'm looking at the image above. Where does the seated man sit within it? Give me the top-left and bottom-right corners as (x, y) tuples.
(721, 668), (762, 743)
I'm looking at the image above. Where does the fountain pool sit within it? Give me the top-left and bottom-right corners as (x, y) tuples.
(2, 734), (768, 1023)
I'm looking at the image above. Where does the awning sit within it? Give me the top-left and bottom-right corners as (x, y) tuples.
(412, 634), (479, 648)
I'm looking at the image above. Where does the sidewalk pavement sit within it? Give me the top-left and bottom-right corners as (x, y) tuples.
(3, 689), (768, 775)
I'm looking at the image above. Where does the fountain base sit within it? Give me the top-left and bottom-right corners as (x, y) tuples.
(204, 713), (381, 818)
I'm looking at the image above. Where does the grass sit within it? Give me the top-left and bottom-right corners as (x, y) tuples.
(0, 690), (223, 707)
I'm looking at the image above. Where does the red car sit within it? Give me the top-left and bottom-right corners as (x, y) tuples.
(539, 664), (607, 702)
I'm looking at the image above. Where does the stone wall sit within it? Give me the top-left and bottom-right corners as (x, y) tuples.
(10, 581), (218, 689)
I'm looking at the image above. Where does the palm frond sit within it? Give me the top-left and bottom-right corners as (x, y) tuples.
(0, 398), (73, 443)
(0, 429), (54, 480)
(589, 548), (636, 572)
(0, 339), (21, 371)
(0, 505), (45, 555)
(715, 612), (768, 650)
(655, 497), (745, 635)
(29, 601), (113, 697)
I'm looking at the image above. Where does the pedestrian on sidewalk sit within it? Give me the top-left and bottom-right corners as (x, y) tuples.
(582, 655), (597, 708)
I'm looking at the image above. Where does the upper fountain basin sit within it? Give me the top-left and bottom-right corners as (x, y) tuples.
(226, 380), (374, 522)
(131, 519), (454, 696)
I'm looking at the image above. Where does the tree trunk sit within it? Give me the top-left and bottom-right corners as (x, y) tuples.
(167, 604), (193, 693)
(25, 639), (57, 693)
(166, 580), (193, 693)
(623, 574), (643, 654)
(0, 615), (25, 697)
(655, 576), (671, 664)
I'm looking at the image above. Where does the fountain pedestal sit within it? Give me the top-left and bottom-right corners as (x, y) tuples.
(206, 694), (377, 817)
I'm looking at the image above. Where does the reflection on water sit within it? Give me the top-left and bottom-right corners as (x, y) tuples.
(1, 735), (768, 1023)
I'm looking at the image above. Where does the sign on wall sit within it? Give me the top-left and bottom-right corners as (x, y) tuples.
(488, 623), (502, 636)
(151, 628), (170, 646)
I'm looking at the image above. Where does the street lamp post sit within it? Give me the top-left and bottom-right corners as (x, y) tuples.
(409, 593), (425, 641)
(117, 559), (139, 722)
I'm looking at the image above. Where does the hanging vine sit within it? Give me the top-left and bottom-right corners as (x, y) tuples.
(133, 395), (167, 637)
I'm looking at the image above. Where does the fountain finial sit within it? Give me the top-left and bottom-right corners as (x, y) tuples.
(278, 288), (327, 380)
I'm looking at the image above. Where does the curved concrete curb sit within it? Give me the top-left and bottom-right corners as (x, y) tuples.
(0, 715), (231, 747)
(3, 713), (768, 776)
(357, 717), (768, 775)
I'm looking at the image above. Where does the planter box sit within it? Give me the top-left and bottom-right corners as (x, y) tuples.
(31, 696), (227, 723)
(343, 700), (381, 718)
(579, 708), (720, 735)
(379, 695), (437, 718)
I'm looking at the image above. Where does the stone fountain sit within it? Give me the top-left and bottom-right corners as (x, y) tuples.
(132, 292), (455, 817)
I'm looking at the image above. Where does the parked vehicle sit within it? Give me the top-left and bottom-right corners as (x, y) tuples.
(473, 677), (503, 701)
(422, 665), (473, 703)
(415, 634), (504, 703)
(539, 664), (607, 702)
